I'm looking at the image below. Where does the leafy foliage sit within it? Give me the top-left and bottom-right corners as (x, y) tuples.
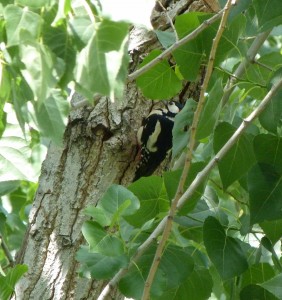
(0, 0), (282, 299)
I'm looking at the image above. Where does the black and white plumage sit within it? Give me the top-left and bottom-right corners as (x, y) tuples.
(134, 101), (183, 181)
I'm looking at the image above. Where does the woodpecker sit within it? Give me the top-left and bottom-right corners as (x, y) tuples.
(134, 101), (183, 181)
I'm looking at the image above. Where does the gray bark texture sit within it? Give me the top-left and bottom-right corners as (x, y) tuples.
(14, 1), (215, 299)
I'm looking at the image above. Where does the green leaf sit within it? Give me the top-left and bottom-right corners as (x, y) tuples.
(43, 20), (76, 87)
(0, 264), (28, 300)
(260, 220), (282, 244)
(213, 122), (256, 189)
(98, 184), (140, 217)
(52, 0), (71, 26)
(260, 273), (282, 299)
(84, 206), (111, 227)
(241, 263), (276, 288)
(196, 78), (223, 140)
(172, 98), (197, 158)
(20, 42), (64, 103)
(173, 12), (244, 80)
(34, 90), (68, 144)
(126, 176), (169, 227)
(259, 90), (282, 133)
(261, 237), (282, 272)
(0, 137), (35, 182)
(173, 12), (210, 81)
(0, 62), (10, 138)
(67, 17), (94, 48)
(74, 19), (129, 100)
(203, 216), (248, 280)
(119, 245), (194, 299)
(0, 181), (20, 196)
(82, 221), (124, 256)
(164, 162), (206, 215)
(160, 268), (213, 300)
(136, 49), (182, 99)
(254, 0), (282, 31)
(4, 5), (42, 46)
(155, 30), (176, 49)
(240, 284), (278, 300)
(248, 163), (282, 225)
(254, 134), (282, 174)
(85, 185), (140, 228)
(15, 0), (49, 9)
(76, 246), (128, 279)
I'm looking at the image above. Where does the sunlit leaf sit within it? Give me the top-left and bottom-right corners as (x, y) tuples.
(74, 18), (129, 100)
(19, 42), (64, 104)
(0, 264), (28, 300)
(4, 5), (42, 46)
(136, 50), (182, 99)
(0, 137), (35, 182)
(33, 90), (68, 144)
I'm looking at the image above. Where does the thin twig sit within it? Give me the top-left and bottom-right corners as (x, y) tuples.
(141, 1), (234, 299)
(254, 60), (274, 72)
(157, 0), (179, 41)
(222, 30), (272, 105)
(209, 178), (249, 207)
(0, 234), (14, 267)
(128, 8), (225, 82)
(97, 33), (280, 300)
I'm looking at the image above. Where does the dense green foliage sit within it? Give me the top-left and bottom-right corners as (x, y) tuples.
(0, 0), (282, 299)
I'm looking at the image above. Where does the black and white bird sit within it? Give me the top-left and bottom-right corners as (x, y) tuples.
(134, 101), (183, 181)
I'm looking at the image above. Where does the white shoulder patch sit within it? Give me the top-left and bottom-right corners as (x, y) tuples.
(146, 120), (161, 152)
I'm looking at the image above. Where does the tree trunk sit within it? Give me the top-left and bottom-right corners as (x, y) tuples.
(14, 1), (214, 299)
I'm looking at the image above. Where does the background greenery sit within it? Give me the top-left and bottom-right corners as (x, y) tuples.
(0, 0), (282, 299)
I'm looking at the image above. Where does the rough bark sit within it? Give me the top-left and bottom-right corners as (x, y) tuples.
(14, 1), (214, 299)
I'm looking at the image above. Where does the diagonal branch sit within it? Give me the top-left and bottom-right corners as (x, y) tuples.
(222, 29), (272, 105)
